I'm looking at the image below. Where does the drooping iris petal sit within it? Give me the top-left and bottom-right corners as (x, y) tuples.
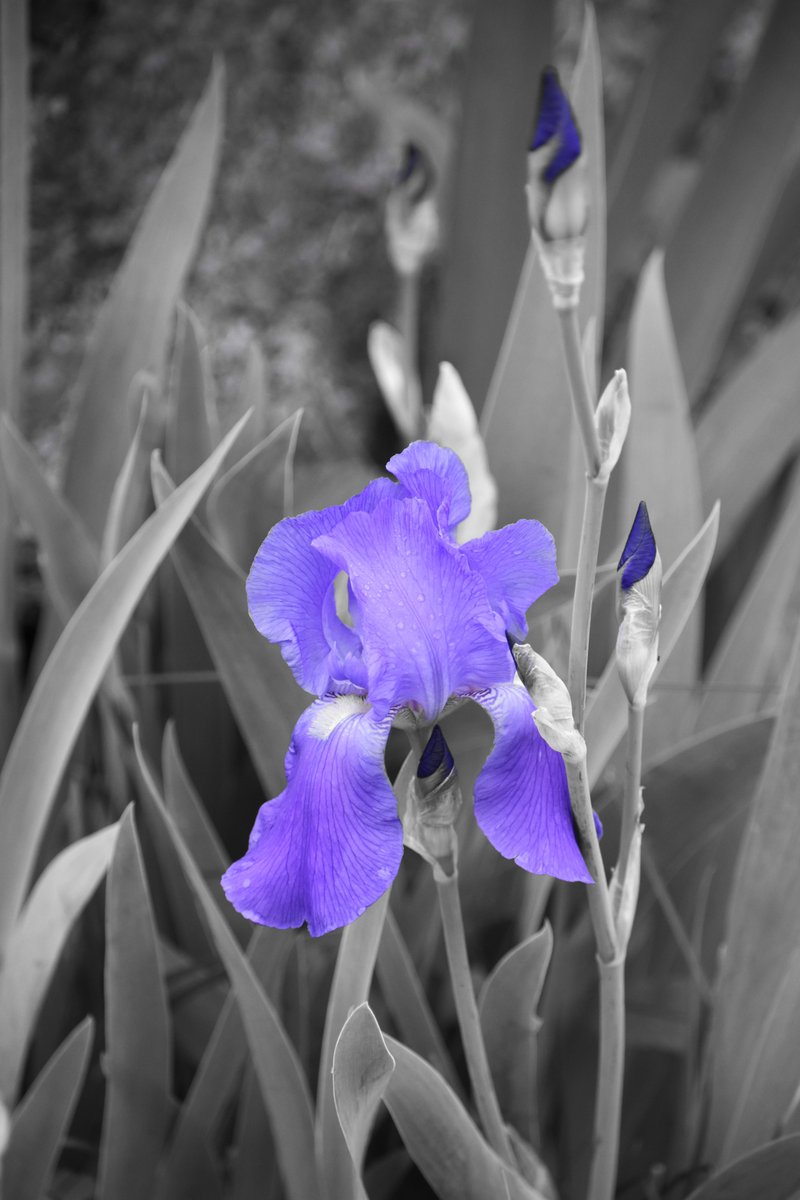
(530, 68), (581, 183)
(313, 497), (513, 720)
(471, 682), (592, 882)
(221, 695), (401, 937)
(461, 519), (558, 640)
(246, 478), (393, 694)
(386, 441), (472, 535)
(618, 500), (657, 590)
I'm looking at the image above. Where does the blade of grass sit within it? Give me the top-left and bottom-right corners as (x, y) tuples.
(0, 412), (250, 952)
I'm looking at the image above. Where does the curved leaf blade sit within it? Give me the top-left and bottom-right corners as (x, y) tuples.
(332, 1003), (395, 1179)
(63, 63), (224, 539)
(0, 824), (118, 1104)
(3, 1018), (94, 1200)
(0, 411), (250, 951)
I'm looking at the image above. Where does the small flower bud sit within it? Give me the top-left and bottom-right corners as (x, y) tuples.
(404, 725), (460, 874)
(386, 141), (440, 277)
(527, 68), (588, 309)
(513, 645), (586, 764)
(616, 503), (662, 707)
(595, 369), (631, 483)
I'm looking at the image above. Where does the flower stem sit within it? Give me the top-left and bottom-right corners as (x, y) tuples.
(616, 701), (645, 895)
(435, 865), (515, 1166)
(565, 755), (624, 1200)
(398, 269), (424, 440)
(558, 305), (601, 477)
(567, 472), (608, 733)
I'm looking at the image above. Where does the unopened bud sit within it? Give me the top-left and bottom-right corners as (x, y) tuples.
(404, 726), (460, 874)
(595, 370), (631, 483)
(527, 68), (587, 309)
(513, 645), (585, 764)
(616, 503), (662, 707)
(386, 141), (439, 276)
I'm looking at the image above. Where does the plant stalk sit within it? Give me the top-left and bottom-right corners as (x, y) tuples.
(617, 701), (645, 894)
(567, 472), (608, 733)
(398, 269), (424, 440)
(558, 305), (601, 477)
(565, 755), (623, 1200)
(436, 866), (514, 1166)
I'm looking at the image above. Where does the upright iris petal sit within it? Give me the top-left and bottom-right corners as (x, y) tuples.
(230, 440), (590, 937)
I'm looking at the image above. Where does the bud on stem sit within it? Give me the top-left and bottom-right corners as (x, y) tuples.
(404, 725), (460, 877)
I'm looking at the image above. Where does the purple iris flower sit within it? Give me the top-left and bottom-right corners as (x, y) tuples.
(222, 442), (591, 936)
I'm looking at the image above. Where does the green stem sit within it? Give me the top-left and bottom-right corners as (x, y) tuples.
(567, 473), (608, 734)
(398, 269), (424, 440)
(616, 702), (644, 896)
(436, 867), (514, 1166)
(565, 755), (624, 1200)
(558, 305), (601, 477)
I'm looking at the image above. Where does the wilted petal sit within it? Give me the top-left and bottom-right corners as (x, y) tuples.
(247, 478), (393, 694)
(386, 440), (471, 535)
(461, 520), (558, 640)
(314, 497), (512, 720)
(221, 695), (401, 937)
(471, 682), (591, 882)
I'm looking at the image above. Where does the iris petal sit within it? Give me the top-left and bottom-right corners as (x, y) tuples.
(461, 519), (558, 640)
(246, 478), (394, 694)
(313, 497), (513, 720)
(386, 441), (472, 534)
(221, 695), (401, 937)
(530, 68), (582, 183)
(471, 682), (592, 882)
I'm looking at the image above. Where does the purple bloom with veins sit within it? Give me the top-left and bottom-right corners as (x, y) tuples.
(222, 442), (591, 936)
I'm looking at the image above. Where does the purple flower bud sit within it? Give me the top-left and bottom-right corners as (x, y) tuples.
(395, 141), (432, 203)
(618, 502), (657, 590)
(530, 68), (582, 183)
(417, 723), (455, 785)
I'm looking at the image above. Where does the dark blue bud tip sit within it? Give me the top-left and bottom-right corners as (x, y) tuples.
(618, 501), (657, 590)
(417, 725), (454, 780)
(529, 67), (582, 183)
(396, 141), (432, 201)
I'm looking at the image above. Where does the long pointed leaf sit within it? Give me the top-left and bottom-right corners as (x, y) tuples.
(623, 250), (703, 755)
(137, 767), (319, 1200)
(0, 411), (249, 951)
(151, 458), (304, 796)
(707, 622), (800, 1159)
(332, 1002), (395, 1186)
(685, 1136), (800, 1200)
(3, 1018), (93, 1200)
(479, 923), (553, 1147)
(63, 63), (224, 539)
(98, 807), (172, 1200)
(0, 824), (118, 1103)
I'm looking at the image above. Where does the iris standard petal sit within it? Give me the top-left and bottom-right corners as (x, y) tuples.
(461, 519), (558, 640)
(246, 478), (393, 694)
(313, 497), (513, 720)
(386, 441), (472, 534)
(471, 682), (592, 882)
(221, 695), (401, 937)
